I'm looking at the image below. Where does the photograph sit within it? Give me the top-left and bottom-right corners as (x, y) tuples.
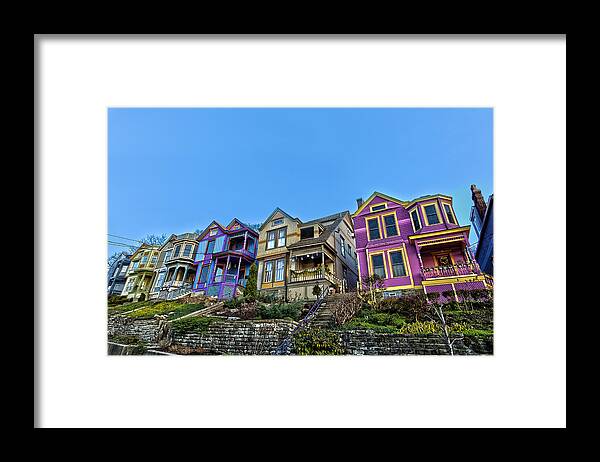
(107, 107), (494, 356)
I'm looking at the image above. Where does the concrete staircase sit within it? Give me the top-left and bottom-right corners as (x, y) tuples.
(309, 299), (335, 328)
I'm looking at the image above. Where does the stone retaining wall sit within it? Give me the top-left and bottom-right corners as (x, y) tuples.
(107, 316), (162, 346)
(339, 330), (493, 355)
(171, 319), (298, 355)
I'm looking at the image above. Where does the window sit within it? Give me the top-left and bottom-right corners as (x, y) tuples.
(119, 265), (128, 275)
(410, 210), (422, 231)
(383, 214), (398, 237)
(173, 245), (181, 257)
(371, 204), (387, 212)
(140, 253), (149, 264)
(370, 254), (386, 279)
(424, 204), (440, 225)
(267, 231), (276, 250)
(264, 261), (273, 282)
(443, 204), (457, 224)
(206, 240), (215, 254)
(154, 272), (166, 290)
(151, 256), (158, 265)
(348, 243), (352, 258)
(389, 251), (407, 277)
(247, 238), (256, 254)
(183, 244), (192, 257)
(275, 258), (285, 282)
(272, 218), (284, 226)
(132, 261), (139, 270)
(300, 227), (314, 239)
(340, 237), (346, 256)
(199, 265), (209, 284)
(209, 228), (218, 236)
(367, 218), (381, 240)
(277, 228), (287, 247)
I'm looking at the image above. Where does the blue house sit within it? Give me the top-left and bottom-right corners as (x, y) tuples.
(470, 184), (493, 276)
(107, 252), (131, 296)
(192, 219), (259, 299)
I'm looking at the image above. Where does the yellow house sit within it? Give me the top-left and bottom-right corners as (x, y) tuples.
(256, 208), (358, 301)
(121, 243), (161, 301)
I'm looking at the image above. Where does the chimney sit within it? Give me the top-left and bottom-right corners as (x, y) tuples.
(356, 198), (364, 208)
(470, 184), (487, 221)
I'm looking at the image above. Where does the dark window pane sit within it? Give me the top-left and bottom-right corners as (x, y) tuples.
(367, 218), (381, 240)
(424, 205), (440, 224)
(444, 204), (456, 224)
(372, 204), (386, 211)
(384, 215), (398, 236)
(411, 210), (422, 230)
(301, 227), (315, 239)
(390, 251), (406, 277)
(371, 254), (386, 278)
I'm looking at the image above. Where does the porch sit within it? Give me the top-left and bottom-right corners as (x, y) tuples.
(415, 237), (481, 282)
(289, 247), (342, 287)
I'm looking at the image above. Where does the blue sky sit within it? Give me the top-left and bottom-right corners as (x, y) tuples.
(108, 108), (492, 256)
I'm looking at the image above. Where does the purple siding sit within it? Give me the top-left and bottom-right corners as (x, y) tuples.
(352, 193), (485, 296)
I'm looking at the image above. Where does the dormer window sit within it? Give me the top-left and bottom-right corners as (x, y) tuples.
(423, 204), (441, 225)
(301, 227), (315, 240)
(443, 203), (457, 224)
(366, 218), (381, 240)
(272, 218), (284, 227)
(371, 203), (387, 212)
(410, 209), (422, 231)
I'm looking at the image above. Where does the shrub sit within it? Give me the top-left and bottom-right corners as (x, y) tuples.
(312, 285), (322, 297)
(171, 316), (222, 334)
(292, 328), (345, 355)
(242, 263), (258, 300)
(257, 302), (302, 321)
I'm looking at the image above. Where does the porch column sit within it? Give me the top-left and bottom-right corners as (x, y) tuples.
(226, 255), (231, 281)
(182, 267), (189, 285)
(416, 244), (424, 269)
(237, 256), (242, 285)
(243, 231), (248, 252)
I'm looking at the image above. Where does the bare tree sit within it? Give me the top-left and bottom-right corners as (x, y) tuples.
(423, 293), (458, 356)
(140, 233), (168, 246)
(360, 274), (385, 308)
(331, 293), (363, 325)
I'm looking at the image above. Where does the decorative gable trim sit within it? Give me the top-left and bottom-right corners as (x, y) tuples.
(352, 192), (406, 217)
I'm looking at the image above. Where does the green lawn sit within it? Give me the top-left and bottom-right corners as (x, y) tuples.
(119, 301), (206, 320)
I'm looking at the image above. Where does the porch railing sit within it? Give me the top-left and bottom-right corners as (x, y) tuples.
(290, 267), (341, 286)
(421, 262), (479, 279)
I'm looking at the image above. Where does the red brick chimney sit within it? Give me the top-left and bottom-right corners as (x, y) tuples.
(471, 184), (487, 221)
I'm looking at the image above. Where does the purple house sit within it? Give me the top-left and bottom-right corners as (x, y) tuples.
(352, 192), (491, 299)
(192, 219), (259, 299)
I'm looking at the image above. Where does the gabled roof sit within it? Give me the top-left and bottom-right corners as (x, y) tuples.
(226, 218), (259, 236)
(259, 207), (301, 231)
(287, 211), (349, 250)
(197, 220), (226, 240)
(352, 191), (453, 217)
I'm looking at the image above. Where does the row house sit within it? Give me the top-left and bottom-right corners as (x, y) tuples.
(470, 184), (494, 276)
(107, 252), (131, 296)
(191, 219), (259, 300)
(149, 232), (200, 299)
(121, 243), (161, 301)
(352, 192), (489, 299)
(256, 208), (359, 301)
